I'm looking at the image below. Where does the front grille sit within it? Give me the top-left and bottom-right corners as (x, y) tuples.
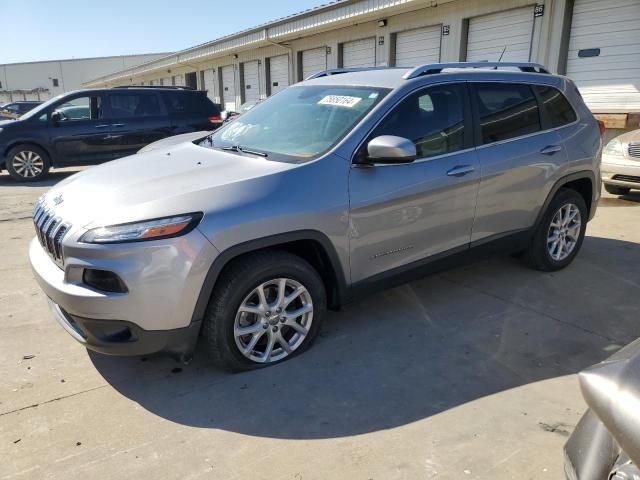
(629, 142), (640, 158)
(612, 174), (640, 184)
(32, 203), (70, 268)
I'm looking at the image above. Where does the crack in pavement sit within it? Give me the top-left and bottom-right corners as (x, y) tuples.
(0, 385), (108, 417)
(0, 216), (32, 223)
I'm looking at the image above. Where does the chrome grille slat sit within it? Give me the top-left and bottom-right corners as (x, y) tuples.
(32, 202), (71, 269)
(629, 142), (640, 159)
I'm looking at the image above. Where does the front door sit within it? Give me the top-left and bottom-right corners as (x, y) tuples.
(349, 82), (480, 283)
(49, 93), (113, 165)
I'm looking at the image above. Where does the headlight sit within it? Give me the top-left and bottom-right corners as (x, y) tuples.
(79, 213), (202, 244)
(604, 138), (624, 156)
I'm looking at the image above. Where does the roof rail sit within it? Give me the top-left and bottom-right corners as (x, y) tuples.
(403, 62), (550, 79)
(112, 85), (197, 90)
(305, 66), (395, 80)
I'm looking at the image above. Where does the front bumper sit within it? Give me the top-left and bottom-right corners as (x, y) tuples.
(29, 228), (218, 356)
(601, 155), (640, 189)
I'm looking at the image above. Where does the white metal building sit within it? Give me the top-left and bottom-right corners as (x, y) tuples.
(84, 0), (640, 134)
(0, 53), (170, 103)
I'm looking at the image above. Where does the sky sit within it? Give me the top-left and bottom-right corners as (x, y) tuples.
(0, 0), (325, 64)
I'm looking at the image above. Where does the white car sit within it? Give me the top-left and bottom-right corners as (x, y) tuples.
(602, 129), (640, 195)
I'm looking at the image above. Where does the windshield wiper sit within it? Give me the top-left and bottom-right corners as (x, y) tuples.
(221, 145), (268, 157)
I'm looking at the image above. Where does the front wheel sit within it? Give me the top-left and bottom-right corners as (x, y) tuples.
(523, 188), (588, 271)
(6, 145), (51, 182)
(202, 250), (326, 371)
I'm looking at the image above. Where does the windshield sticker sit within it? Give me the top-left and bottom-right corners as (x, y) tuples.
(368, 92), (379, 99)
(318, 95), (362, 108)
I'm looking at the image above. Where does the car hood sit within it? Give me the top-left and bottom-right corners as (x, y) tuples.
(614, 129), (640, 145)
(41, 142), (296, 228)
(137, 131), (211, 153)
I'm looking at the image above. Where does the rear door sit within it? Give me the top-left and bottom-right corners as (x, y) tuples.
(49, 93), (113, 165)
(470, 82), (566, 242)
(104, 91), (172, 158)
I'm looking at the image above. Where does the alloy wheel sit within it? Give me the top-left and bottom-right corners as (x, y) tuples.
(547, 203), (582, 261)
(233, 278), (313, 363)
(12, 150), (44, 179)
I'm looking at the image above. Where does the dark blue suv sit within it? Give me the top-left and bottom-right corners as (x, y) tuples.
(0, 86), (223, 181)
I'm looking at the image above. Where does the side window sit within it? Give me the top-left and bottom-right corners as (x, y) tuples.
(534, 85), (577, 128)
(53, 96), (103, 122)
(473, 83), (541, 145)
(372, 83), (467, 159)
(109, 94), (162, 118)
(165, 92), (207, 115)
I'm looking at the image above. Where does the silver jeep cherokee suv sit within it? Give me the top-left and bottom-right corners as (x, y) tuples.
(30, 62), (602, 371)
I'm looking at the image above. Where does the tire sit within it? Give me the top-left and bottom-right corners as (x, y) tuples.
(202, 250), (326, 372)
(523, 188), (588, 272)
(6, 145), (51, 182)
(604, 184), (631, 196)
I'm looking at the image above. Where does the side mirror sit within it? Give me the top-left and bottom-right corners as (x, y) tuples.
(51, 111), (62, 123)
(365, 135), (416, 164)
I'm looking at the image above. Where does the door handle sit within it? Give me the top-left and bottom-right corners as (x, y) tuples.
(446, 165), (475, 177)
(111, 123), (126, 128)
(95, 124), (110, 129)
(540, 145), (562, 155)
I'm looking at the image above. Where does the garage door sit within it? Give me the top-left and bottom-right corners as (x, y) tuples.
(268, 55), (289, 95)
(342, 37), (376, 68)
(301, 47), (327, 80)
(221, 65), (237, 111)
(202, 70), (215, 100)
(242, 61), (260, 104)
(394, 26), (441, 67)
(566, 0), (640, 113)
(466, 6), (535, 62)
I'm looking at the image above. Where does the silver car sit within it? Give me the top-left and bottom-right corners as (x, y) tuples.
(29, 62), (602, 371)
(602, 129), (640, 195)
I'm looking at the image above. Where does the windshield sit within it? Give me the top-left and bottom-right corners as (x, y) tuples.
(19, 93), (65, 120)
(207, 85), (388, 162)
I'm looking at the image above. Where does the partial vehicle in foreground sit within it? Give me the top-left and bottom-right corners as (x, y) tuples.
(0, 86), (223, 181)
(223, 100), (262, 123)
(564, 338), (640, 480)
(29, 62), (601, 371)
(601, 129), (640, 195)
(0, 101), (42, 120)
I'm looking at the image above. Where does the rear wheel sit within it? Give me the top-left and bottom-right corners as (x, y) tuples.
(604, 184), (631, 196)
(202, 250), (326, 371)
(523, 188), (588, 271)
(6, 145), (50, 182)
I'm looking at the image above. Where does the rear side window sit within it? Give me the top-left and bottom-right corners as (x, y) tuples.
(534, 85), (577, 128)
(164, 92), (220, 115)
(109, 94), (162, 118)
(473, 83), (541, 145)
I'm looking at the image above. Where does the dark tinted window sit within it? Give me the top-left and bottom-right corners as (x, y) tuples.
(534, 85), (577, 128)
(165, 92), (219, 115)
(372, 83), (466, 159)
(53, 96), (103, 121)
(109, 94), (162, 118)
(473, 83), (541, 145)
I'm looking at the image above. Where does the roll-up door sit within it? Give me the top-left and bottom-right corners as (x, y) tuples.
(203, 70), (215, 100)
(268, 55), (289, 95)
(342, 37), (376, 68)
(241, 60), (260, 103)
(221, 65), (237, 111)
(394, 26), (441, 67)
(301, 47), (327, 80)
(566, 0), (640, 113)
(466, 6), (535, 62)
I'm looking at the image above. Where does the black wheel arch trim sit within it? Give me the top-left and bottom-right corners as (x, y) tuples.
(535, 170), (597, 228)
(190, 230), (349, 325)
